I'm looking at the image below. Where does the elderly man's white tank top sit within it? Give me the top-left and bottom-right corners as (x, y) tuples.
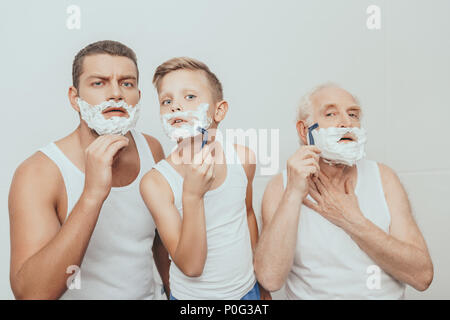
(153, 143), (256, 300)
(39, 130), (157, 299)
(281, 159), (406, 299)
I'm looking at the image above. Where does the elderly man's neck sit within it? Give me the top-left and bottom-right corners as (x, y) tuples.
(319, 158), (355, 180)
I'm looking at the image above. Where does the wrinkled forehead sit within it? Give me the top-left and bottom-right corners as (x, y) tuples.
(311, 87), (361, 112)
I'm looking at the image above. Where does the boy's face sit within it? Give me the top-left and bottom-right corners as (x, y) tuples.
(157, 69), (217, 127)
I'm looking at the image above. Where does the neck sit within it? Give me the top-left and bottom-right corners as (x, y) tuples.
(319, 158), (354, 180)
(76, 123), (135, 165)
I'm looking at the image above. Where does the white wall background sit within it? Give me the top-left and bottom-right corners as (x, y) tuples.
(1, 0), (449, 299)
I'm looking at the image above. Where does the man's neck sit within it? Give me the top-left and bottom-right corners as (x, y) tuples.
(318, 158), (355, 181)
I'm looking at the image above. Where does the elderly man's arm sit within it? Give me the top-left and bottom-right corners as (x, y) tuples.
(305, 163), (433, 291)
(254, 146), (321, 292)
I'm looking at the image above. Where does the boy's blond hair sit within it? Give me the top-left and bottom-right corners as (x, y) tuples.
(152, 57), (223, 102)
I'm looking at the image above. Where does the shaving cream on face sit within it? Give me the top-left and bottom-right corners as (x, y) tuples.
(311, 126), (367, 166)
(161, 103), (212, 141)
(77, 98), (141, 135)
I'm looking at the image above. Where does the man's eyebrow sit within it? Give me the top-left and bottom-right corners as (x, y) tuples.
(319, 103), (337, 112)
(85, 74), (137, 81)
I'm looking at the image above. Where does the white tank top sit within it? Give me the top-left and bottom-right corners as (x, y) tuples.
(153, 143), (256, 299)
(39, 130), (157, 299)
(282, 159), (406, 299)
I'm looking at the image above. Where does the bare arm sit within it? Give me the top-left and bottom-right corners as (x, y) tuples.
(143, 134), (171, 296)
(254, 146), (321, 292)
(140, 146), (214, 278)
(9, 135), (129, 299)
(348, 164), (433, 291)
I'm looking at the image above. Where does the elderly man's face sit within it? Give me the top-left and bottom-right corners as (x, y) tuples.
(311, 87), (362, 130)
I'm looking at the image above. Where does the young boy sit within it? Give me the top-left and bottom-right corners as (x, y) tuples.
(140, 57), (270, 300)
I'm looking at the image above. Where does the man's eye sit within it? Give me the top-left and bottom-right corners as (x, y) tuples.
(122, 82), (133, 87)
(92, 81), (103, 87)
(326, 112), (335, 117)
(186, 94), (196, 100)
(349, 113), (359, 119)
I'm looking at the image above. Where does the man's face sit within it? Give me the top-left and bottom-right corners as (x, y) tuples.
(157, 69), (216, 127)
(310, 87), (362, 143)
(77, 54), (140, 119)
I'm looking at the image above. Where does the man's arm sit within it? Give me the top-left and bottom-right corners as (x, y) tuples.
(254, 146), (321, 292)
(305, 164), (433, 291)
(351, 164), (433, 291)
(234, 144), (272, 300)
(9, 135), (128, 299)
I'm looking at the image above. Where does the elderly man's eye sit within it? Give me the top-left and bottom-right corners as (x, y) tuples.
(326, 112), (335, 117)
(349, 113), (359, 119)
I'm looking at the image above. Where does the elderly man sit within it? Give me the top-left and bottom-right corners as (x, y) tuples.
(254, 83), (433, 299)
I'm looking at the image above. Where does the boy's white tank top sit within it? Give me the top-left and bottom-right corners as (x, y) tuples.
(39, 130), (157, 299)
(153, 143), (256, 300)
(282, 159), (406, 299)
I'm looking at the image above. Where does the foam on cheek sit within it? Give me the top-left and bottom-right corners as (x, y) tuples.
(311, 127), (367, 166)
(161, 103), (212, 141)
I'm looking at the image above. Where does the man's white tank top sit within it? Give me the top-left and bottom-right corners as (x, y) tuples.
(281, 159), (406, 299)
(39, 130), (157, 299)
(153, 143), (256, 300)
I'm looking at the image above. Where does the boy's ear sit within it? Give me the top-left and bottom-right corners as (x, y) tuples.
(69, 86), (80, 113)
(213, 100), (228, 122)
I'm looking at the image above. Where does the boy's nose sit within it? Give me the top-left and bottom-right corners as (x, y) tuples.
(171, 104), (183, 112)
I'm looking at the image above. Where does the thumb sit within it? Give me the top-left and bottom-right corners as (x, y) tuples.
(344, 178), (355, 195)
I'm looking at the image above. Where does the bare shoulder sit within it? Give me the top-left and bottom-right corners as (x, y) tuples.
(10, 152), (62, 199)
(142, 133), (165, 163)
(377, 162), (405, 195)
(140, 168), (173, 203)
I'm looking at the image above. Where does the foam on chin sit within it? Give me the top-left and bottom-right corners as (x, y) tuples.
(77, 98), (141, 135)
(161, 103), (212, 141)
(311, 127), (367, 166)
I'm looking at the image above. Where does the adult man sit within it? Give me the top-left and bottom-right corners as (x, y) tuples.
(254, 83), (433, 299)
(8, 40), (170, 299)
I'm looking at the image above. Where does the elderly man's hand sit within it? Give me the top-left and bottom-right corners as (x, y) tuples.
(303, 170), (367, 232)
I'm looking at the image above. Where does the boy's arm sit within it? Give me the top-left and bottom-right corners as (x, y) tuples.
(234, 144), (272, 300)
(140, 147), (214, 278)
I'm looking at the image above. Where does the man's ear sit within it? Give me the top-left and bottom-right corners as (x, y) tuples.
(296, 120), (308, 145)
(213, 100), (228, 123)
(138, 89), (141, 101)
(68, 86), (80, 112)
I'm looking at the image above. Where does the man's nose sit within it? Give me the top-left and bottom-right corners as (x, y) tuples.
(107, 82), (124, 101)
(338, 113), (352, 127)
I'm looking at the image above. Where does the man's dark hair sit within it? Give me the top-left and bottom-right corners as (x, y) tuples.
(72, 40), (138, 90)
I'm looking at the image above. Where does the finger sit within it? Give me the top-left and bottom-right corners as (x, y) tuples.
(302, 158), (320, 173)
(94, 135), (129, 154)
(104, 139), (130, 163)
(312, 176), (327, 196)
(318, 170), (331, 184)
(308, 184), (322, 205)
(344, 178), (355, 195)
(303, 145), (322, 155)
(303, 198), (321, 213)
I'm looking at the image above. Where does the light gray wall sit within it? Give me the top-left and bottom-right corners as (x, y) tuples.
(1, 0), (448, 299)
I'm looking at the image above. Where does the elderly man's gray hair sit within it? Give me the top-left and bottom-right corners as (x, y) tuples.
(296, 82), (361, 127)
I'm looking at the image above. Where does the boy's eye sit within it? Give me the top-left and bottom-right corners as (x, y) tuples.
(162, 99), (172, 106)
(186, 94), (196, 100)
